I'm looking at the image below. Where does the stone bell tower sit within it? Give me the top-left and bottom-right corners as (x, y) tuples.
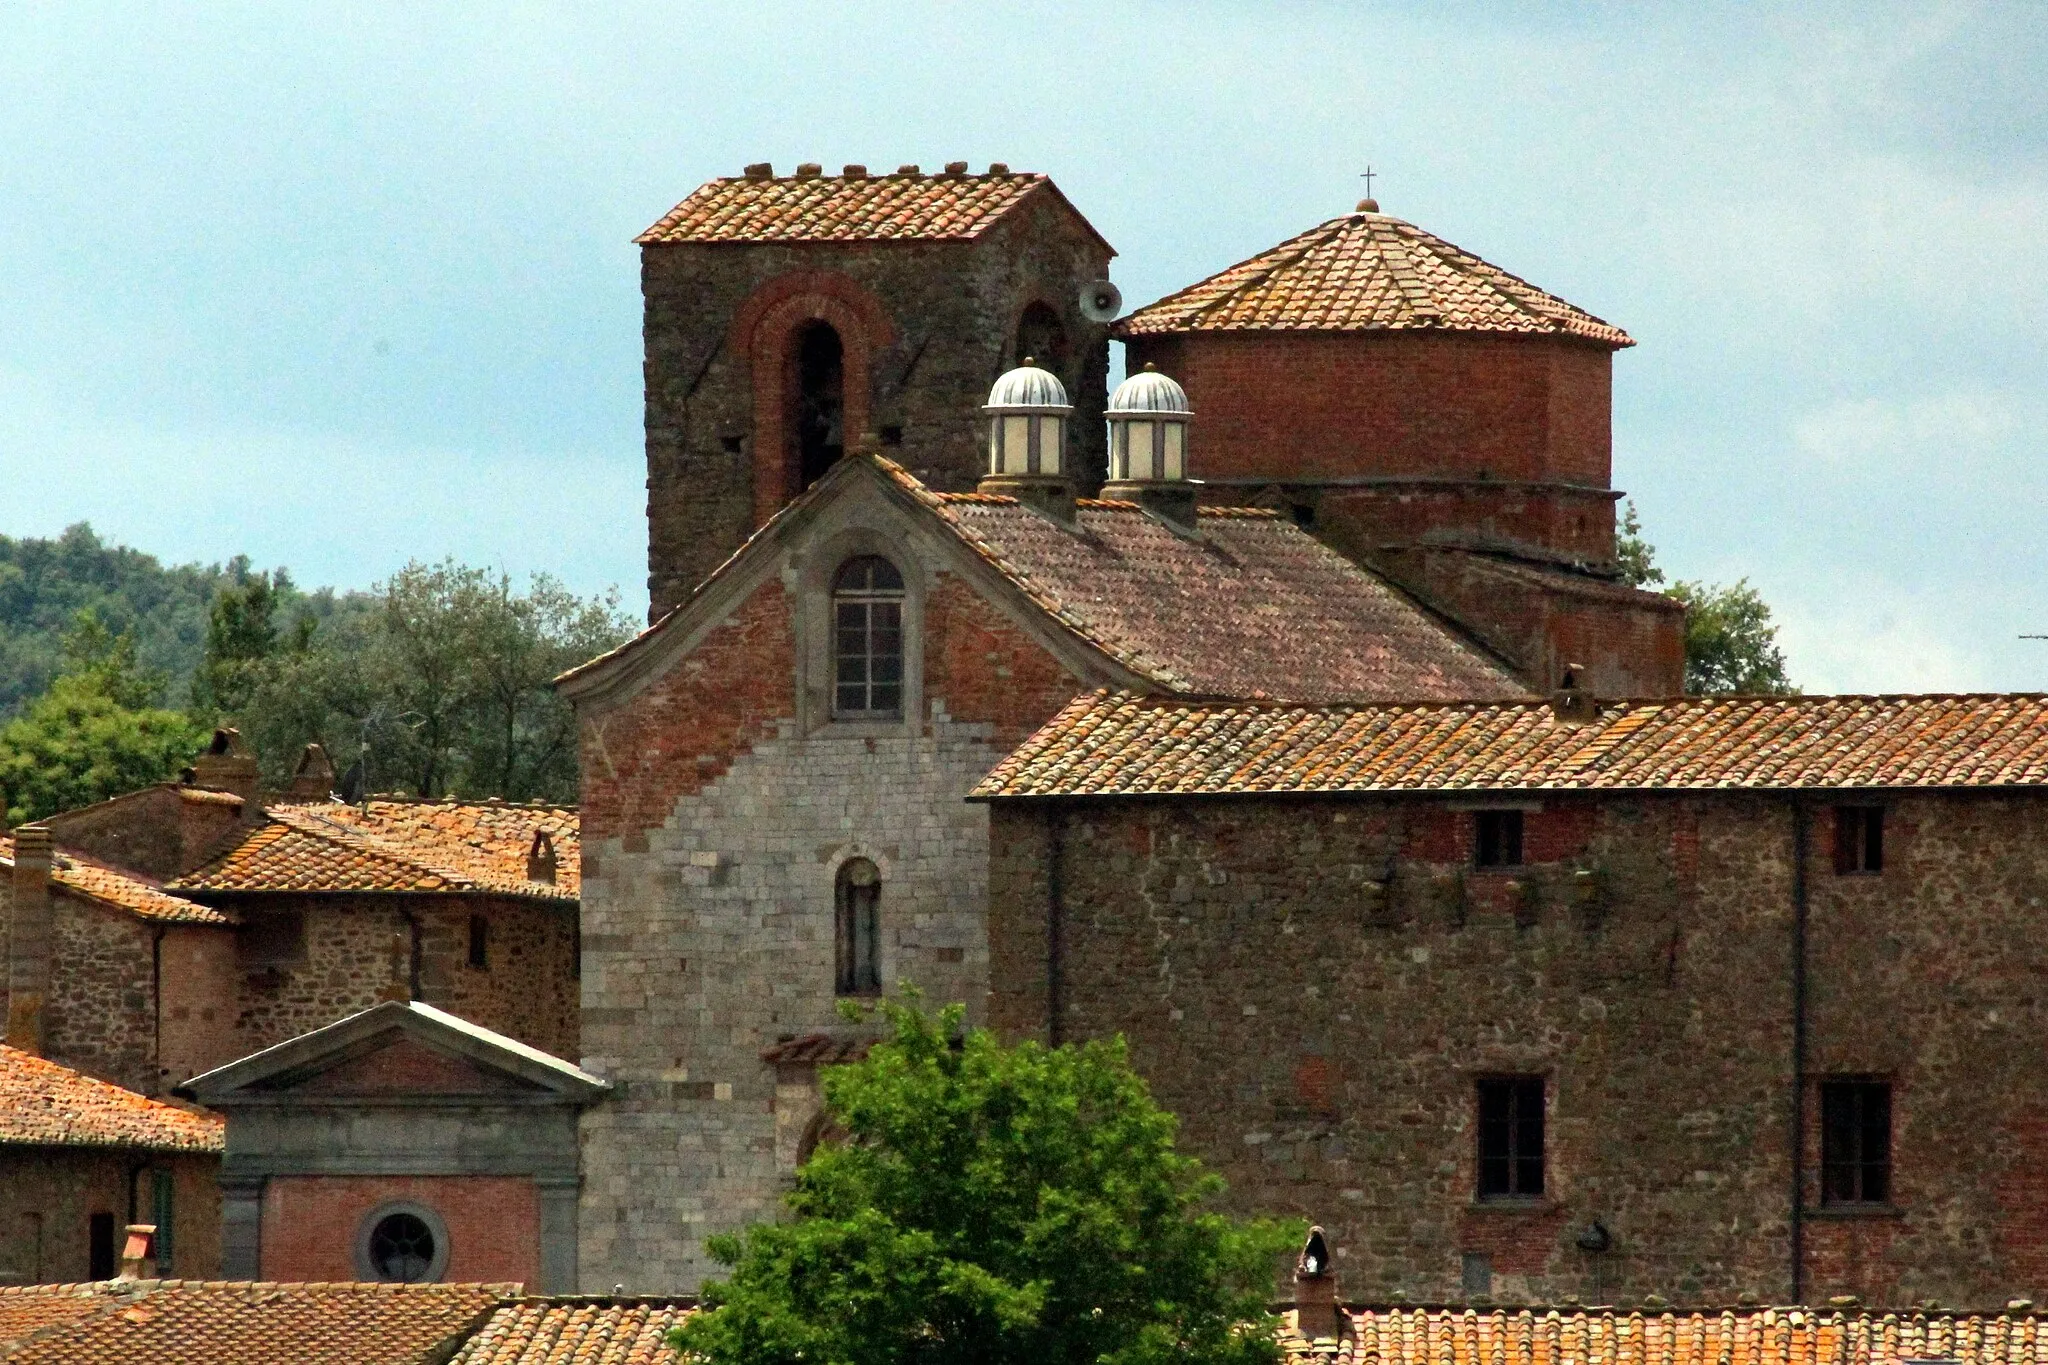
(636, 161), (1116, 617)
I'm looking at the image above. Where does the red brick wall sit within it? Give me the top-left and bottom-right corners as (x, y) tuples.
(259, 1174), (540, 1287)
(924, 571), (1089, 750)
(1128, 332), (1613, 490)
(158, 924), (241, 1091)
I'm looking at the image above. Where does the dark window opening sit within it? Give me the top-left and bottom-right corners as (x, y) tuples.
(1289, 502), (1317, 529)
(467, 914), (488, 969)
(1474, 810), (1525, 868)
(238, 911), (306, 968)
(832, 556), (904, 718)
(88, 1211), (115, 1280)
(1477, 1076), (1545, 1199)
(1833, 805), (1884, 874)
(793, 321), (844, 489)
(1821, 1079), (1891, 1205)
(571, 926), (582, 980)
(1014, 301), (1068, 374)
(367, 1211), (438, 1282)
(835, 858), (882, 996)
(720, 434), (743, 454)
(879, 424), (904, 447)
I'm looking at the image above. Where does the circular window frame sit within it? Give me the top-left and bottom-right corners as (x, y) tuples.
(353, 1200), (451, 1284)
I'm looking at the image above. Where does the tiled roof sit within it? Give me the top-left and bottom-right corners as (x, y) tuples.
(447, 1297), (696, 1365)
(1282, 1305), (2048, 1365)
(976, 691), (2048, 798)
(0, 1045), (222, 1152)
(170, 800), (578, 902)
(760, 1034), (875, 1066)
(1115, 209), (1631, 346)
(0, 1280), (515, 1364)
(0, 836), (232, 926)
(637, 168), (1101, 247)
(896, 466), (1529, 704)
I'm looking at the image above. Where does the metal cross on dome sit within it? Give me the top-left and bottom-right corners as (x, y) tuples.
(1360, 165), (1377, 199)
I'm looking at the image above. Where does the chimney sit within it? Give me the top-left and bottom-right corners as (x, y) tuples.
(1551, 664), (1599, 725)
(190, 728), (262, 820)
(116, 1224), (156, 1280)
(1293, 1224), (1342, 1342)
(527, 829), (559, 885)
(5, 825), (53, 1054)
(286, 744), (336, 801)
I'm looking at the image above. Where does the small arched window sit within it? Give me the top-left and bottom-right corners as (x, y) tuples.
(835, 858), (881, 997)
(832, 556), (904, 718)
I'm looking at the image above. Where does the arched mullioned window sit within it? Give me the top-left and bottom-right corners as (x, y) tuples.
(832, 556), (904, 718)
(835, 858), (881, 997)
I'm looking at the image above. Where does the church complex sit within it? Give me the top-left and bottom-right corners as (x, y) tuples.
(4, 162), (2048, 1323)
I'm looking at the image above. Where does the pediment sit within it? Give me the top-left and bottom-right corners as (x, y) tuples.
(262, 1032), (541, 1097)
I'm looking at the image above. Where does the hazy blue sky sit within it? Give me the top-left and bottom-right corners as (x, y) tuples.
(2, 3), (2042, 691)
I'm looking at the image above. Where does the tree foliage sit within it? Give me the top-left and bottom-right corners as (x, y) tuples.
(224, 561), (632, 801)
(672, 994), (1298, 1365)
(1617, 503), (1795, 695)
(0, 610), (206, 823)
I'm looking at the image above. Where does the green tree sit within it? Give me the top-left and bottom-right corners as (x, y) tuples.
(672, 994), (1297, 1365)
(1617, 502), (1795, 695)
(190, 569), (317, 718)
(231, 560), (631, 801)
(0, 610), (205, 823)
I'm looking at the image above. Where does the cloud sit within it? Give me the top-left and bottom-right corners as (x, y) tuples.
(1791, 389), (2033, 470)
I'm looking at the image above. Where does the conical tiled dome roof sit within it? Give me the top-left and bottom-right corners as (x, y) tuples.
(1114, 207), (1631, 347)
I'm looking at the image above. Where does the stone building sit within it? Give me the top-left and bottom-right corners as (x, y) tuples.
(636, 162), (1116, 614)
(977, 689), (2048, 1309)
(0, 1043), (222, 1285)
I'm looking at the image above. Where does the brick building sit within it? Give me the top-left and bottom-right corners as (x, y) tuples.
(977, 690), (2048, 1309)
(0, 1044), (221, 1285)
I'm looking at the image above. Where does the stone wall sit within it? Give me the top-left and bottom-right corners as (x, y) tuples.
(0, 1149), (219, 1284)
(987, 791), (2048, 1309)
(641, 187), (1112, 614)
(42, 895), (158, 1095)
(576, 530), (1089, 1289)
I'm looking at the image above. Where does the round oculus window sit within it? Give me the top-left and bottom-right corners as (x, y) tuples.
(353, 1201), (450, 1283)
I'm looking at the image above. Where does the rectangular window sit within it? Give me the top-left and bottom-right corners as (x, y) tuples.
(1474, 810), (1524, 868)
(1476, 1076), (1545, 1199)
(88, 1211), (115, 1280)
(1821, 1079), (1892, 1205)
(151, 1169), (175, 1276)
(467, 914), (489, 969)
(1833, 806), (1884, 874)
(237, 911), (306, 968)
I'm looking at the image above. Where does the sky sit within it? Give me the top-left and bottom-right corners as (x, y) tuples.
(1, 2), (2043, 692)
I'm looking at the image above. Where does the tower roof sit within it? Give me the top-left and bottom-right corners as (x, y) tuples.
(1115, 207), (1631, 347)
(637, 165), (1112, 253)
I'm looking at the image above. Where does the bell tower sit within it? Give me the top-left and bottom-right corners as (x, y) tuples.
(636, 162), (1115, 617)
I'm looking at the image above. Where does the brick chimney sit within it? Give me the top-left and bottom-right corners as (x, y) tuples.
(1293, 1224), (1342, 1342)
(191, 727), (262, 821)
(286, 743), (336, 802)
(5, 824), (53, 1054)
(116, 1224), (156, 1280)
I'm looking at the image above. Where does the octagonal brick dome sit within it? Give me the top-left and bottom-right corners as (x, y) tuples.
(1109, 365), (1190, 416)
(984, 362), (1070, 411)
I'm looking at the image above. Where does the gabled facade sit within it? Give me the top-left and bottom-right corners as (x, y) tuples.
(561, 450), (1529, 1290)
(182, 1000), (606, 1292)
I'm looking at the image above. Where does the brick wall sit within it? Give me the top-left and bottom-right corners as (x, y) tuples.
(577, 535), (1088, 1290)
(0, 1150), (219, 1284)
(259, 1174), (540, 1287)
(642, 193), (1112, 614)
(987, 791), (2048, 1309)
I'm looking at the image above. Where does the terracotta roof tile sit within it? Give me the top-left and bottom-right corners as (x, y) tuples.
(637, 170), (1086, 245)
(170, 800), (577, 902)
(0, 1045), (222, 1152)
(0, 836), (232, 926)
(1116, 210), (1631, 346)
(1284, 1305), (2048, 1365)
(0, 1280), (515, 1364)
(883, 462), (1528, 705)
(447, 1297), (696, 1364)
(977, 691), (2048, 798)
(759, 1034), (875, 1066)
